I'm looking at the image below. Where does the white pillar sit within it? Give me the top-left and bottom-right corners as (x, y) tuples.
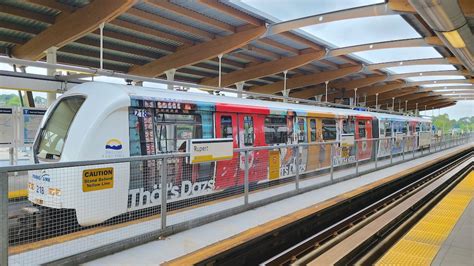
(405, 100), (408, 112)
(46, 47), (57, 106)
(375, 93), (379, 108)
(415, 102), (418, 115)
(325, 81), (329, 103)
(236, 82), (245, 98)
(392, 97), (395, 110)
(353, 88), (357, 106)
(99, 22), (105, 70)
(165, 69), (176, 90)
(218, 54), (223, 88)
(283, 70), (288, 103)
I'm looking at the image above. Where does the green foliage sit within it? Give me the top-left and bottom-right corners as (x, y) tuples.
(432, 114), (474, 132)
(0, 94), (20, 107)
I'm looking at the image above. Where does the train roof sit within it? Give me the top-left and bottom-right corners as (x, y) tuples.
(67, 82), (431, 123)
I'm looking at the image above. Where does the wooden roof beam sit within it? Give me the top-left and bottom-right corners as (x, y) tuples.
(201, 51), (325, 87)
(128, 26), (265, 77)
(12, 0), (136, 60)
(388, 70), (470, 80)
(249, 65), (362, 94)
(358, 82), (408, 96)
(366, 57), (461, 70)
(328, 37), (442, 57)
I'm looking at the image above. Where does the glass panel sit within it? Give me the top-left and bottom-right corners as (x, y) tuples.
(220, 116), (233, 138)
(343, 118), (355, 134)
(384, 64), (456, 74)
(36, 96), (85, 161)
(243, 116), (254, 146)
(352, 47), (442, 64)
(302, 15), (420, 48)
(322, 119), (337, 140)
(297, 118), (306, 142)
(309, 118), (317, 142)
(264, 116), (288, 144)
(358, 120), (366, 138)
(405, 75), (466, 82)
(239, 0), (384, 21)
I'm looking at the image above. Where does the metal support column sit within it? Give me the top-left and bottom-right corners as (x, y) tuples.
(295, 147), (300, 191)
(236, 82), (245, 98)
(46, 47), (57, 106)
(99, 22), (105, 70)
(244, 151), (249, 205)
(374, 139), (378, 169)
(354, 88), (358, 107)
(165, 69), (176, 90)
(160, 159), (168, 230)
(325, 81), (329, 103)
(0, 172), (8, 266)
(375, 93), (378, 108)
(283, 70), (288, 103)
(218, 54), (223, 88)
(390, 137), (393, 164)
(330, 143), (334, 181)
(354, 139), (359, 176)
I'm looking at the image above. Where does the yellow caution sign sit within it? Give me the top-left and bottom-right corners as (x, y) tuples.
(82, 167), (114, 192)
(269, 150), (280, 180)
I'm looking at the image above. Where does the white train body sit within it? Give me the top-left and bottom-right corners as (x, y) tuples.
(27, 82), (431, 226)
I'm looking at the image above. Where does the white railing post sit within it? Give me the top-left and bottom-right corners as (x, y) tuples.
(295, 147), (300, 191)
(160, 159), (168, 230)
(244, 150), (249, 205)
(0, 172), (8, 266)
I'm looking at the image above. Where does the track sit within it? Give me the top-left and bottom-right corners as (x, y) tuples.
(189, 148), (473, 266)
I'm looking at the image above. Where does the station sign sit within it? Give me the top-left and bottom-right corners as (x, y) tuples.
(189, 138), (233, 164)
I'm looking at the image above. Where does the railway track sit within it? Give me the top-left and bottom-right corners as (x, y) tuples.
(189, 148), (473, 266)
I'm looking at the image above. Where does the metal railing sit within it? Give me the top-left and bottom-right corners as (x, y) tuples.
(0, 133), (472, 265)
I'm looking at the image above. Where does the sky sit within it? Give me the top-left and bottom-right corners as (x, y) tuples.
(1, 0), (472, 118)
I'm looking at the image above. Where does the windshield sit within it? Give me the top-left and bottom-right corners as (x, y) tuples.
(35, 96), (85, 161)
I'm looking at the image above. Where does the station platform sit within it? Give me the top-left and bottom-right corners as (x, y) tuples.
(377, 171), (474, 265)
(83, 143), (473, 265)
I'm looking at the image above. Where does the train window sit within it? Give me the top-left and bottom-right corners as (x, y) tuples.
(35, 96), (85, 161)
(309, 118), (317, 142)
(220, 116), (233, 139)
(385, 121), (392, 137)
(297, 118), (306, 142)
(155, 114), (202, 152)
(402, 122), (408, 134)
(358, 120), (366, 138)
(322, 119), (337, 140)
(416, 124), (421, 132)
(243, 116), (254, 146)
(343, 118), (355, 134)
(264, 116), (288, 144)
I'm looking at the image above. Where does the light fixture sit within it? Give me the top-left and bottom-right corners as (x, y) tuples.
(369, 45), (373, 49)
(442, 30), (466, 48)
(319, 16), (323, 22)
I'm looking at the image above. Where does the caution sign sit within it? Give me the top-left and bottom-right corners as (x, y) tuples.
(269, 150), (280, 180)
(82, 167), (114, 192)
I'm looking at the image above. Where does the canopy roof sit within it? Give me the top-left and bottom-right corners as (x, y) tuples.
(0, 0), (473, 110)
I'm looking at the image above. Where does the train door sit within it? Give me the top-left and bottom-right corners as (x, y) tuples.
(306, 117), (319, 171)
(355, 116), (373, 161)
(237, 113), (267, 184)
(214, 113), (239, 190)
(296, 117), (308, 174)
(320, 118), (337, 168)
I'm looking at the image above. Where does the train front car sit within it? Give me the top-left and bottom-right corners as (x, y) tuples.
(28, 82), (132, 226)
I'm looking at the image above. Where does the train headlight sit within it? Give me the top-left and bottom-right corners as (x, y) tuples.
(28, 182), (35, 191)
(48, 188), (61, 196)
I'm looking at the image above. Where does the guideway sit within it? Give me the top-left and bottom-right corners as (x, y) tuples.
(86, 144), (473, 266)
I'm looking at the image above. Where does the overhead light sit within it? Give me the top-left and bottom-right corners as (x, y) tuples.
(442, 30), (466, 48)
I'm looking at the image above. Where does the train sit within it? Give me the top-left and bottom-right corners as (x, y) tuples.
(27, 82), (431, 226)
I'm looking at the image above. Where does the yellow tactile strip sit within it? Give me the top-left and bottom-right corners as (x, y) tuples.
(377, 171), (474, 265)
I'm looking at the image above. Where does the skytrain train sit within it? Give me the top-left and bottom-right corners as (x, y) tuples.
(27, 82), (431, 226)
